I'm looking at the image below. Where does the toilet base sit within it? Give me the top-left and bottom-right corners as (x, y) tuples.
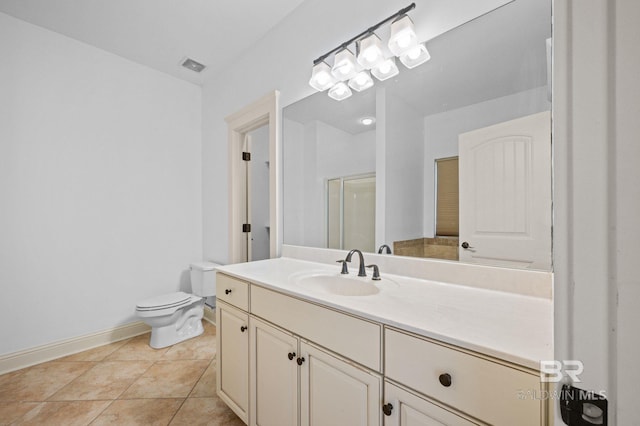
(147, 300), (205, 349)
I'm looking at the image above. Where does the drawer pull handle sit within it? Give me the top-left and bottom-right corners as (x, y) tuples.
(240, 326), (247, 332)
(225, 289), (232, 295)
(296, 357), (305, 366)
(288, 352), (296, 360)
(382, 403), (393, 416)
(439, 373), (452, 387)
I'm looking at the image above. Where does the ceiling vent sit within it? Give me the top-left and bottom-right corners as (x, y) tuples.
(180, 57), (206, 73)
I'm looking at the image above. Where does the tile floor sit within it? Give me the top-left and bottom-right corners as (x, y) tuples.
(0, 321), (245, 425)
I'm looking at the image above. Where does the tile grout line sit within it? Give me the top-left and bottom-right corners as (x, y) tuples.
(1, 324), (230, 425)
(167, 342), (215, 424)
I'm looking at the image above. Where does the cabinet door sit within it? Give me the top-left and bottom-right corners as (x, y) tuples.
(250, 317), (299, 426)
(384, 381), (480, 426)
(217, 301), (249, 423)
(300, 341), (381, 426)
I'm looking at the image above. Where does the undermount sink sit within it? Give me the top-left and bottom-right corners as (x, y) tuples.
(290, 271), (397, 296)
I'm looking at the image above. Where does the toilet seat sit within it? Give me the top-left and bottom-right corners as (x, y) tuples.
(136, 291), (193, 312)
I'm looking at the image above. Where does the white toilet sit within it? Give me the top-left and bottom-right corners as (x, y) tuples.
(136, 261), (219, 349)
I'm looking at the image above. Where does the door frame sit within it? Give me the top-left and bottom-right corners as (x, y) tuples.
(225, 91), (280, 263)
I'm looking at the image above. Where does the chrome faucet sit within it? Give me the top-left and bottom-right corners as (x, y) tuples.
(345, 249), (367, 277)
(378, 244), (392, 254)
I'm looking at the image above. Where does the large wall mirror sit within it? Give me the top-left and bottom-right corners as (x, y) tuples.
(283, 0), (552, 271)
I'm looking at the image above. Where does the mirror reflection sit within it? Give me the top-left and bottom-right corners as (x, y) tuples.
(283, 0), (552, 270)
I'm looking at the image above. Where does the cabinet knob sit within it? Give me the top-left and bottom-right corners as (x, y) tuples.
(240, 325), (247, 333)
(296, 357), (305, 366)
(288, 352), (296, 360)
(382, 403), (393, 416)
(225, 289), (232, 295)
(439, 373), (452, 387)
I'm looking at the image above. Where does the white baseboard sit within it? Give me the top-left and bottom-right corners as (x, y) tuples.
(0, 321), (150, 376)
(203, 305), (216, 325)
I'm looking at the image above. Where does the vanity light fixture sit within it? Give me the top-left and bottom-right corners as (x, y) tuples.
(328, 82), (353, 101)
(388, 15), (419, 56)
(371, 57), (400, 81)
(331, 48), (359, 81)
(309, 61), (337, 91)
(356, 33), (385, 69)
(308, 3), (430, 101)
(399, 43), (431, 69)
(348, 70), (374, 92)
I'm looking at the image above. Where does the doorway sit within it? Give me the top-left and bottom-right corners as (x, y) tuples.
(225, 91), (280, 264)
(243, 125), (270, 262)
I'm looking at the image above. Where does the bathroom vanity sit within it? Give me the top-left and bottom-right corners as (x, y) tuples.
(214, 256), (553, 426)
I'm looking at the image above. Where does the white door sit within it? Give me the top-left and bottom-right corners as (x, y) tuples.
(216, 302), (249, 423)
(250, 318), (298, 426)
(247, 125), (271, 262)
(242, 125), (271, 263)
(458, 111), (551, 269)
(383, 381), (478, 426)
(300, 341), (381, 426)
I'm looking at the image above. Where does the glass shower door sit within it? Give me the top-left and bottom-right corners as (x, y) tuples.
(327, 175), (375, 253)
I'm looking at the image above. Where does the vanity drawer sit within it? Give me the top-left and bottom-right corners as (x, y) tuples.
(385, 328), (543, 426)
(251, 285), (382, 372)
(216, 273), (249, 311)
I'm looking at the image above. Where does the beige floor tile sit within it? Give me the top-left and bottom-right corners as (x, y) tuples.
(0, 401), (41, 425)
(170, 397), (245, 426)
(189, 361), (216, 398)
(49, 361), (153, 401)
(0, 368), (26, 388)
(90, 398), (183, 426)
(0, 324), (243, 425)
(202, 321), (217, 336)
(104, 334), (169, 361)
(0, 361), (95, 402)
(14, 400), (110, 426)
(121, 360), (209, 399)
(162, 331), (216, 360)
(57, 339), (131, 362)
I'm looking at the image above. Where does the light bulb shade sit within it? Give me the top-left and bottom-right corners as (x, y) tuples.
(348, 70), (374, 92)
(357, 33), (385, 69)
(331, 48), (359, 81)
(309, 61), (337, 91)
(371, 57), (400, 81)
(388, 15), (418, 56)
(328, 82), (353, 101)
(399, 43), (431, 69)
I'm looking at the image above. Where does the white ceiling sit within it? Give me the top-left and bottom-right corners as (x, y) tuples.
(0, 0), (305, 86)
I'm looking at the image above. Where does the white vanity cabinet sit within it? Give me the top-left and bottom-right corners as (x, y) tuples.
(383, 381), (480, 426)
(249, 316), (382, 426)
(249, 317), (299, 426)
(218, 273), (382, 426)
(249, 286), (382, 426)
(215, 272), (548, 426)
(216, 301), (249, 423)
(385, 328), (545, 426)
(216, 274), (252, 423)
(300, 341), (382, 426)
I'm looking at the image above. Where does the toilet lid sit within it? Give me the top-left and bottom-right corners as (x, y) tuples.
(136, 292), (192, 311)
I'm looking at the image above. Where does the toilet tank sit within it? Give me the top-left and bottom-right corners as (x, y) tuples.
(190, 261), (220, 297)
